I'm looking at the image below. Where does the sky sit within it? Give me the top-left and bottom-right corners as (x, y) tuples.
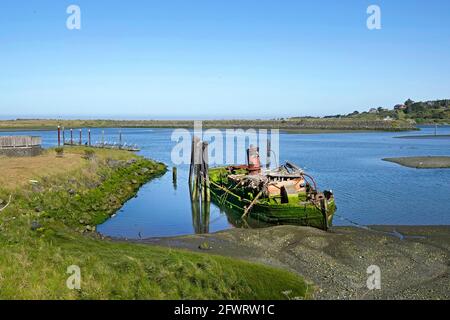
(0, 0), (449, 119)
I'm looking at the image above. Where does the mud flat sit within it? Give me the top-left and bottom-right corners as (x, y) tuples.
(395, 134), (450, 139)
(139, 225), (450, 300)
(383, 156), (450, 169)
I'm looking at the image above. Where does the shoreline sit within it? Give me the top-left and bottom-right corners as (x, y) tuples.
(131, 225), (450, 300)
(0, 149), (309, 299)
(383, 156), (450, 169)
(0, 118), (415, 132)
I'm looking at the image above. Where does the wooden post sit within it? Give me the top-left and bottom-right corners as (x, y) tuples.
(88, 129), (91, 146)
(70, 129), (73, 145)
(79, 129), (82, 145)
(62, 127), (65, 145)
(319, 195), (328, 231)
(266, 138), (271, 169)
(192, 137), (202, 201)
(172, 167), (177, 188)
(57, 126), (61, 146)
(202, 141), (210, 202)
(119, 130), (122, 148)
(188, 136), (196, 185)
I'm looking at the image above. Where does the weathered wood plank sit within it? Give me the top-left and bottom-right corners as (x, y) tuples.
(0, 136), (42, 148)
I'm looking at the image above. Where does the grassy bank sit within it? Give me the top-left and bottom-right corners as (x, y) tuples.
(383, 156), (450, 169)
(0, 147), (309, 299)
(0, 118), (415, 132)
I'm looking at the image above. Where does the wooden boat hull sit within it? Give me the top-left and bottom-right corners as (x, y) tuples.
(209, 170), (336, 230)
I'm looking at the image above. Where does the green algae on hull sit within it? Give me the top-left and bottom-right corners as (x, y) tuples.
(209, 167), (336, 230)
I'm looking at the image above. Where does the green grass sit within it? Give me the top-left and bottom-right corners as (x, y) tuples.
(0, 148), (310, 299)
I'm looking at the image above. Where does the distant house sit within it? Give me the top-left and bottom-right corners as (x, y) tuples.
(394, 104), (407, 111)
(368, 108), (378, 114)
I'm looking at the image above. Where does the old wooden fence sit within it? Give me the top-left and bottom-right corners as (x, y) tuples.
(0, 136), (42, 149)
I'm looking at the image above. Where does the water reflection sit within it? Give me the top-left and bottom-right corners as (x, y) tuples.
(190, 198), (210, 234)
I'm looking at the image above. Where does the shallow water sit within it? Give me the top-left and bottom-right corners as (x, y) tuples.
(2, 126), (449, 238)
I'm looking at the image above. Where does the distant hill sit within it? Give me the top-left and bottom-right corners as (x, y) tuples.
(321, 99), (450, 124)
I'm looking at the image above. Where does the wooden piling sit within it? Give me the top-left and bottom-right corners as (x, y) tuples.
(266, 139), (271, 169)
(57, 126), (61, 146)
(319, 195), (328, 231)
(62, 127), (65, 144)
(188, 137), (212, 233)
(172, 167), (177, 185)
(202, 141), (210, 202)
(70, 129), (73, 145)
(88, 129), (91, 146)
(189, 137), (200, 200)
(79, 129), (82, 145)
(188, 137), (194, 185)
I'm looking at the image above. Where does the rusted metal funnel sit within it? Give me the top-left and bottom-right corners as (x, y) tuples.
(247, 145), (261, 175)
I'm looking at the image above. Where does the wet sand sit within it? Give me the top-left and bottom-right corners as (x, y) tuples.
(383, 156), (450, 169)
(395, 134), (450, 139)
(136, 225), (450, 300)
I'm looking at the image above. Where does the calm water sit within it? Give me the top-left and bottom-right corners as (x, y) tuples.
(2, 126), (450, 238)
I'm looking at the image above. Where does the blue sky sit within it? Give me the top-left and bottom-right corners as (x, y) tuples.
(0, 0), (449, 119)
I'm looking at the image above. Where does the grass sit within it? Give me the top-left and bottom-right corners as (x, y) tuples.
(0, 147), (310, 299)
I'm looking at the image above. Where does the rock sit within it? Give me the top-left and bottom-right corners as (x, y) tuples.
(199, 241), (212, 250)
(85, 225), (96, 232)
(31, 221), (42, 231)
(34, 207), (43, 213)
(68, 189), (76, 195)
(127, 159), (137, 165)
(106, 159), (124, 168)
(131, 179), (138, 184)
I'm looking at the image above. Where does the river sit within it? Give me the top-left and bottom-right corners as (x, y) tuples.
(2, 126), (449, 238)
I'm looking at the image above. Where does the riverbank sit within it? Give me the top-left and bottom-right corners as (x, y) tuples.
(0, 118), (415, 132)
(383, 156), (450, 169)
(0, 147), (308, 299)
(138, 225), (450, 300)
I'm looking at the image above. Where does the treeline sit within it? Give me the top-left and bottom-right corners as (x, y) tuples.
(402, 99), (450, 123)
(332, 99), (450, 124)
